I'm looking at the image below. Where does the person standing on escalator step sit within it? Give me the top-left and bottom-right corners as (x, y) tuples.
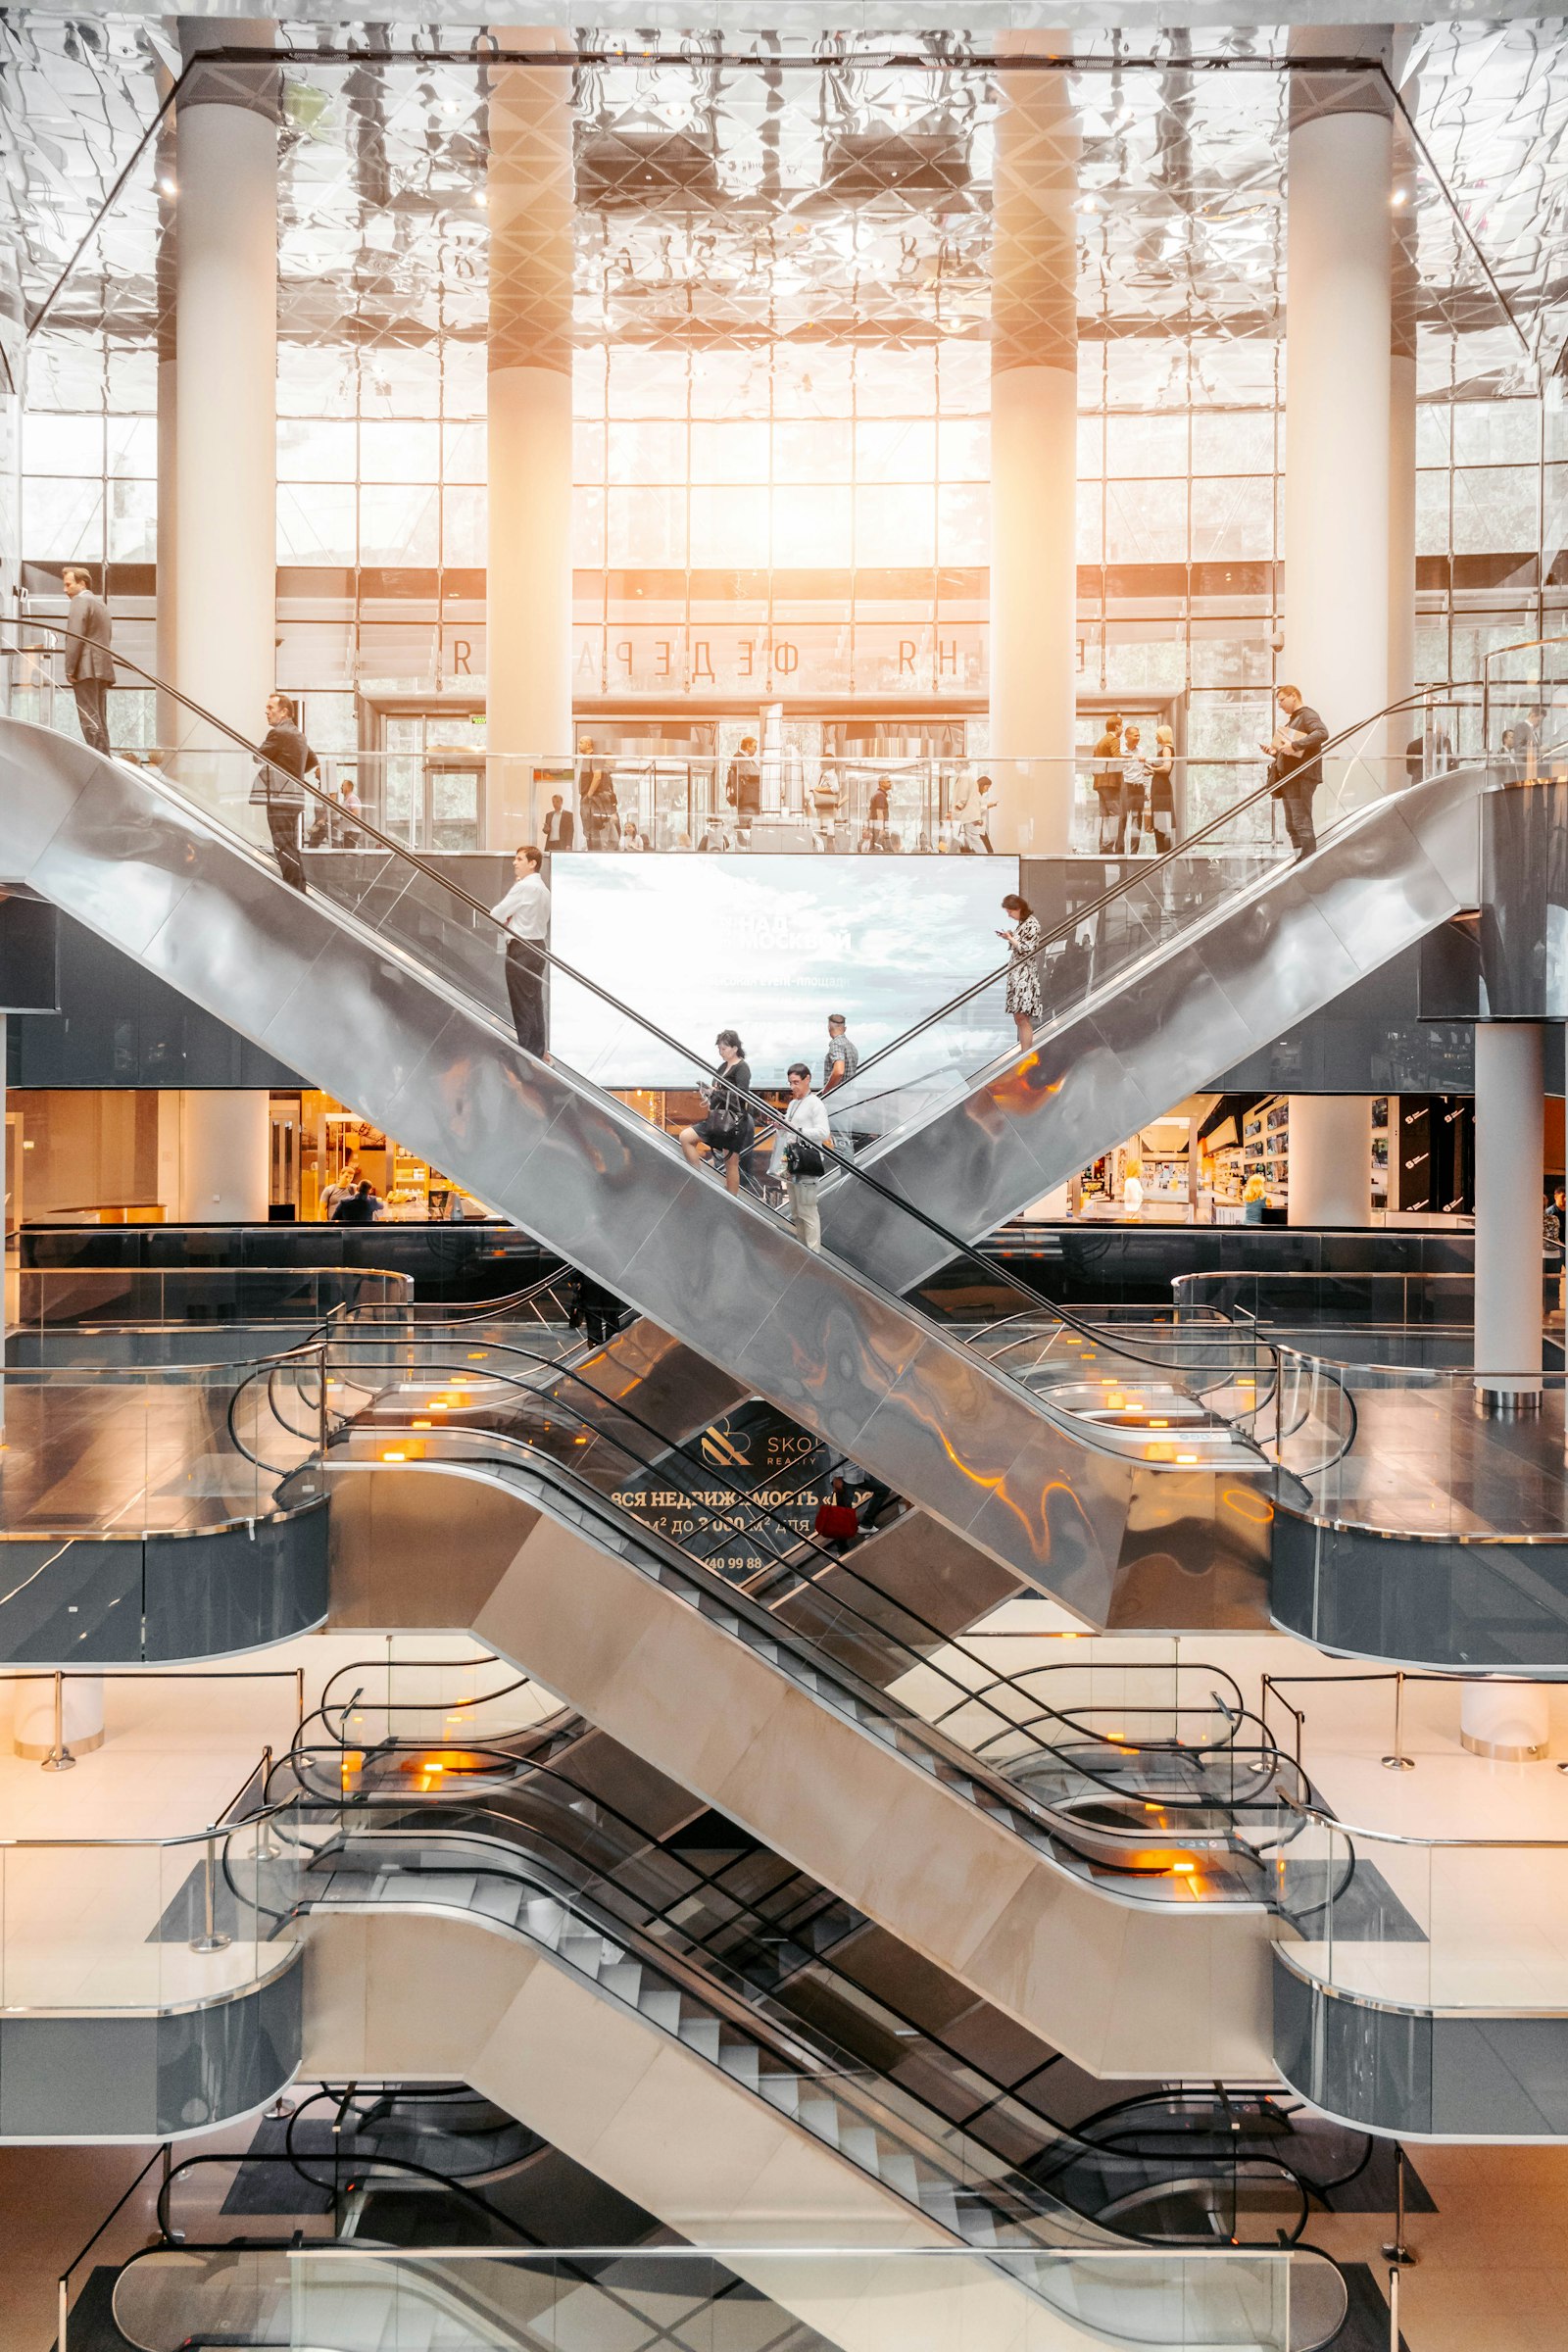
(1262, 685), (1329, 863)
(61, 564), (115, 755)
(567, 1269), (626, 1350)
(252, 692), (319, 894)
(491, 844), (551, 1060)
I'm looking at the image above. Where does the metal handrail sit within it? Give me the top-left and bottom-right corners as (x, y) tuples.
(233, 1328), (1298, 1846)
(830, 677), (1485, 1096)
(268, 1749), (1310, 2247)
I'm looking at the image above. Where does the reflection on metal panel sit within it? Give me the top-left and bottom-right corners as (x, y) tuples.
(818, 767), (1489, 1293)
(0, 719), (1259, 1625)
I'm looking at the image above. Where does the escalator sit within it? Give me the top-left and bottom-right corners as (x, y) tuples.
(228, 1329), (1309, 2080)
(295, 1655), (1365, 2246)
(108, 2118), (1348, 2352)
(0, 626), (1283, 1626)
(814, 693), (1494, 1292)
(174, 1719), (1348, 2350)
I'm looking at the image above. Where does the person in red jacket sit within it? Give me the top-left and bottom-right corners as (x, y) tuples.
(813, 1475), (861, 1553)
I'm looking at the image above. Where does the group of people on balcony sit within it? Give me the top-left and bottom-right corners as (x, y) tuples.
(1089, 715), (1178, 856)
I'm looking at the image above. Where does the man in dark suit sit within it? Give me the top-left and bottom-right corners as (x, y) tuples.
(61, 565), (114, 754)
(1262, 684), (1329, 862)
(543, 794), (575, 851)
(252, 691), (319, 893)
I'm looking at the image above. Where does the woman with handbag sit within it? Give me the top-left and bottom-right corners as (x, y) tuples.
(679, 1028), (756, 1197)
(770, 1060), (833, 1249)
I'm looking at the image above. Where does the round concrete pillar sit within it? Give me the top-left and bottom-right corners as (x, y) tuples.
(1283, 39), (1393, 756)
(989, 34), (1079, 854)
(172, 26), (279, 745)
(13, 1675), (106, 1760)
(485, 34), (576, 846)
(1461, 1681), (1548, 1762)
(1473, 1021), (1545, 1408)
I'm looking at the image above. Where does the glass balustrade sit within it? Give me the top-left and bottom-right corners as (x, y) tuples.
(280, 2242), (1303, 2352)
(0, 1780), (301, 2015)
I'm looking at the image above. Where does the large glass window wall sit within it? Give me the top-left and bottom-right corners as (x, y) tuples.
(11, 42), (1566, 817)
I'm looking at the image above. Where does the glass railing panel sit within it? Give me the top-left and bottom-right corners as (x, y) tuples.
(285, 2244), (1297, 2352)
(0, 1816), (290, 2016)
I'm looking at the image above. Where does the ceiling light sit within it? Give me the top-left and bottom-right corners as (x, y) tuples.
(159, 176), (176, 196)
(1392, 187), (1408, 207)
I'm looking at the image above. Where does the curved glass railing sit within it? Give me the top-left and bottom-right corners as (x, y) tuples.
(1273, 1798), (1568, 2019)
(278, 2243), (1335, 2352)
(0, 1354), (334, 1536)
(0, 1749), (300, 2013)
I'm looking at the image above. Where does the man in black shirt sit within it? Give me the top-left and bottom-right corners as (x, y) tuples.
(1263, 684), (1329, 862)
(251, 692), (320, 893)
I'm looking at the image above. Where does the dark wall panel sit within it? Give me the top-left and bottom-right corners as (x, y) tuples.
(6, 907), (301, 1088)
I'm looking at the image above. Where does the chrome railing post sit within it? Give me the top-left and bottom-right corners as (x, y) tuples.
(1382, 1670), (1415, 1772)
(188, 1833), (232, 1954)
(1388, 2265), (1401, 2350)
(1383, 2141), (1418, 2267)
(41, 1669), (75, 1773)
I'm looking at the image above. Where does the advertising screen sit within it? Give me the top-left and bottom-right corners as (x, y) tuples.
(550, 854), (1018, 1091)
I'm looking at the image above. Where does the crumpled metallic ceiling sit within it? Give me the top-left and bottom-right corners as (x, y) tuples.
(1, 16), (1560, 396)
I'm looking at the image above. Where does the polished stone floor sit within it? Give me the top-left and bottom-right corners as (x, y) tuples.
(0, 1377), (292, 1530)
(1298, 1383), (1568, 1540)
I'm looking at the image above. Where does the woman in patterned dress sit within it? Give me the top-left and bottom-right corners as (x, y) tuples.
(999, 893), (1044, 1054)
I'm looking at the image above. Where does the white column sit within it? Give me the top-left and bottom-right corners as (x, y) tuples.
(1287, 1096), (1373, 1227)
(172, 25), (278, 740)
(989, 38), (1079, 855)
(1474, 1022), (1544, 1407)
(1460, 1681), (1549, 1762)
(12, 1675), (107, 1759)
(177, 1091), (270, 1223)
(1388, 99), (1419, 747)
(1284, 38), (1394, 752)
(485, 34), (575, 845)
(154, 73), (179, 743)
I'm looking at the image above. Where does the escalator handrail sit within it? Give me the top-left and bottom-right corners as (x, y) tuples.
(0, 619), (1463, 1414)
(828, 677), (1486, 1099)
(270, 1365), (1302, 1895)
(275, 1796), (1119, 2248)
(270, 1763), (1310, 2248)
(236, 1329), (1301, 1830)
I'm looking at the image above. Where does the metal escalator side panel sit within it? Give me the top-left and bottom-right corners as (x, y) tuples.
(817, 766), (1488, 1293)
(0, 717), (1139, 1616)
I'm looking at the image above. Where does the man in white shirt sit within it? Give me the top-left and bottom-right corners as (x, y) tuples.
(490, 844), (551, 1058)
(771, 1060), (834, 1250)
(976, 773), (998, 852)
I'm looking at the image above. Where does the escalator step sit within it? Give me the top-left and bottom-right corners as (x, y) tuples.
(677, 2016), (723, 2061)
(757, 2071), (801, 2118)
